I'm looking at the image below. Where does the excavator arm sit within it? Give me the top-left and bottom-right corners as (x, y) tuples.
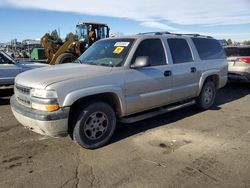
(41, 34), (81, 65)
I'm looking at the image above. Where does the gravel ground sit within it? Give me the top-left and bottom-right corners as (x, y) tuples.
(0, 83), (250, 188)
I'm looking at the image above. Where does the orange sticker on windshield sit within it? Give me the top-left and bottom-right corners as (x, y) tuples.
(113, 47), (124, 54)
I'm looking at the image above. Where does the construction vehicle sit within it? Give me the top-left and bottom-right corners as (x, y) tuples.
(41, 22), (110, 65)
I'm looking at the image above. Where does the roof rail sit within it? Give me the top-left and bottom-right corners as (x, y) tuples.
(137, 31), (171, 35)
(180, 33), (213, 38)
(137, 32), (213, 38)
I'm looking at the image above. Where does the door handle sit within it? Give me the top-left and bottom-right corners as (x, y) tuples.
(164, 70), (172, 77)
(191, 67), (196, 73)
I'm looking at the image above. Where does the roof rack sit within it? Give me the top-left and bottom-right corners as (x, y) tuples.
(137, 31), (171, 35)
(137, 31), (213, 38)
(179, 33), (213, 39)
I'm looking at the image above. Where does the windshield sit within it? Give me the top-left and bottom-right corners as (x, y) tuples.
(225, 47), (250, 57)
(76, 25), (88, 41)
(0, 51), (15, 63)
(98, 26), (109, 39)
(78, 38), (135, 67)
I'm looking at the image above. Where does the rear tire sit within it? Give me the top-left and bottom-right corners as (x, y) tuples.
(73, 102), (116, 149)
(55, 53), (77, 64)
(196, 81), (216, 110)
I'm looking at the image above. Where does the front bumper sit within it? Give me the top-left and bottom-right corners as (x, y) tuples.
(228, 71), (250, 82)
(10, 96), (70, 137)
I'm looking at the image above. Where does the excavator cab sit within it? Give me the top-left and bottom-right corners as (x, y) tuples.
(76, 22), (109, 50)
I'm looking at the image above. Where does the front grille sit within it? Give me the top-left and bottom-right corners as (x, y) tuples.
(15, 84), (30, 95)
(15, 84), (31, 108)
(16, 96), (31, 106)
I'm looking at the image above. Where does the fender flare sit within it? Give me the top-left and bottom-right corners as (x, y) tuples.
(63, 85), (126, 116)
(198, 70), (220, 95)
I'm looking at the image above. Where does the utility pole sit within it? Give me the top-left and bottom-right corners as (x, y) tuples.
(58, 27), (61, 38)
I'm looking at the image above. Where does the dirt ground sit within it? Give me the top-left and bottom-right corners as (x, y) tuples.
(0, 83), (250, 188)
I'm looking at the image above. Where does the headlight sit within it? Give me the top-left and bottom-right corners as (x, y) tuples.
(30, 89), (58, 99)
(30, 89), (59, 112)
(31, 102), (59, 112)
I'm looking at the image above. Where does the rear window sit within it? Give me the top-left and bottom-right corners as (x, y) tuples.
(192, 38), (226, 60)
(224, 47), (250, 57)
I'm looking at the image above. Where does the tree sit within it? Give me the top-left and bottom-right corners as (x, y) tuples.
(50, 30), (62, 43)
(65, 32), (78, 41)
(243, 40), (250, 45)
(227, 39), (232, 45)
(41, 30), (62, 44)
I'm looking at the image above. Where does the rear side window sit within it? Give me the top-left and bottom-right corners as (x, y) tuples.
(167, 38), (193, 64)
(192, 38), (226, 60)
(133, 39), (166, 66)
(225, 47), (250, 57)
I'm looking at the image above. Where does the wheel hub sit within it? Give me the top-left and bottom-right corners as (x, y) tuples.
(203, 87), (213, 104)
(83, 111), (108, 140)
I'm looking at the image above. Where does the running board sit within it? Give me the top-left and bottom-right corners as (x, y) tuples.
(119, 100), (196, 124)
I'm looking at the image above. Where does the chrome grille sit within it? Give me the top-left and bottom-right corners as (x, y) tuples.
(16, 95), (31, 106)
(15, 84), (31, 108)
(15, 84), (30, 95)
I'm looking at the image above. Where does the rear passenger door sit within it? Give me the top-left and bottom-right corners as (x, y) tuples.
(167, 38), (200, 102)
(125, 38), (173, 115)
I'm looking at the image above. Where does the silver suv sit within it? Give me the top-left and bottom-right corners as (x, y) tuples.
(10, 32), (228, 149)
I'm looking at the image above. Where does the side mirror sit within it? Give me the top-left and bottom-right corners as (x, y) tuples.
(131, 56), (150, 69)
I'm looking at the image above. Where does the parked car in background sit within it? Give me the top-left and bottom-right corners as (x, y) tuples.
(218, 39), (228, 47)
(11, 32), (228, 149)
(224, 46), (250, 82)
(0, 51), (48, 86)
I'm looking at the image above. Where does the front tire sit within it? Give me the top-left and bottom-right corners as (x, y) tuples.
(196, 81), (216, 110)
(73, 102), (116, 149)
(55, 53), (77, 64)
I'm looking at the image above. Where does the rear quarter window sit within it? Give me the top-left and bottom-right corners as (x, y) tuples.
(192, 38), (226, 60)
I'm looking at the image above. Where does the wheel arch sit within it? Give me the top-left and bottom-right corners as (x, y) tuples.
(67, 92), (124, 136)
(198, 71), (220, 95)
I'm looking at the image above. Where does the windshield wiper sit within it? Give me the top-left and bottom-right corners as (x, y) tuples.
(86, 61), (99, 65)
(74, 59), (82, 64)
(99, 63), (114, 67)
(83, 61), (114, 67)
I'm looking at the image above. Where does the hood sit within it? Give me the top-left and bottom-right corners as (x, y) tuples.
(15, 63), (112, 89)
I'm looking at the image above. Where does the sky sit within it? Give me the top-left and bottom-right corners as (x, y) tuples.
(0, 0), (250, 42)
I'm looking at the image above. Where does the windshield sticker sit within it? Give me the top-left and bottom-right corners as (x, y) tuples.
(113, 47), (124, 54)
(114, 42), (130, 47)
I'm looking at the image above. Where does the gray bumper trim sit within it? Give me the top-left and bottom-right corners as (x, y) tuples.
(10, 95), (70, 121)
(228, 72), (250, 82)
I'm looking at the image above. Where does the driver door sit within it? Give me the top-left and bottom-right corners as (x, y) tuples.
(124, 39), (173, 115)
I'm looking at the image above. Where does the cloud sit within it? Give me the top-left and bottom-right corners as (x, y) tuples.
(140, 21), (177, 30)
(201, 32), (250, 41)
(1, 0), (250, 30)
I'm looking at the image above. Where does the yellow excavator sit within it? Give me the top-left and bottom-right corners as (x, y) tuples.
(41, 22), (110, 65)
